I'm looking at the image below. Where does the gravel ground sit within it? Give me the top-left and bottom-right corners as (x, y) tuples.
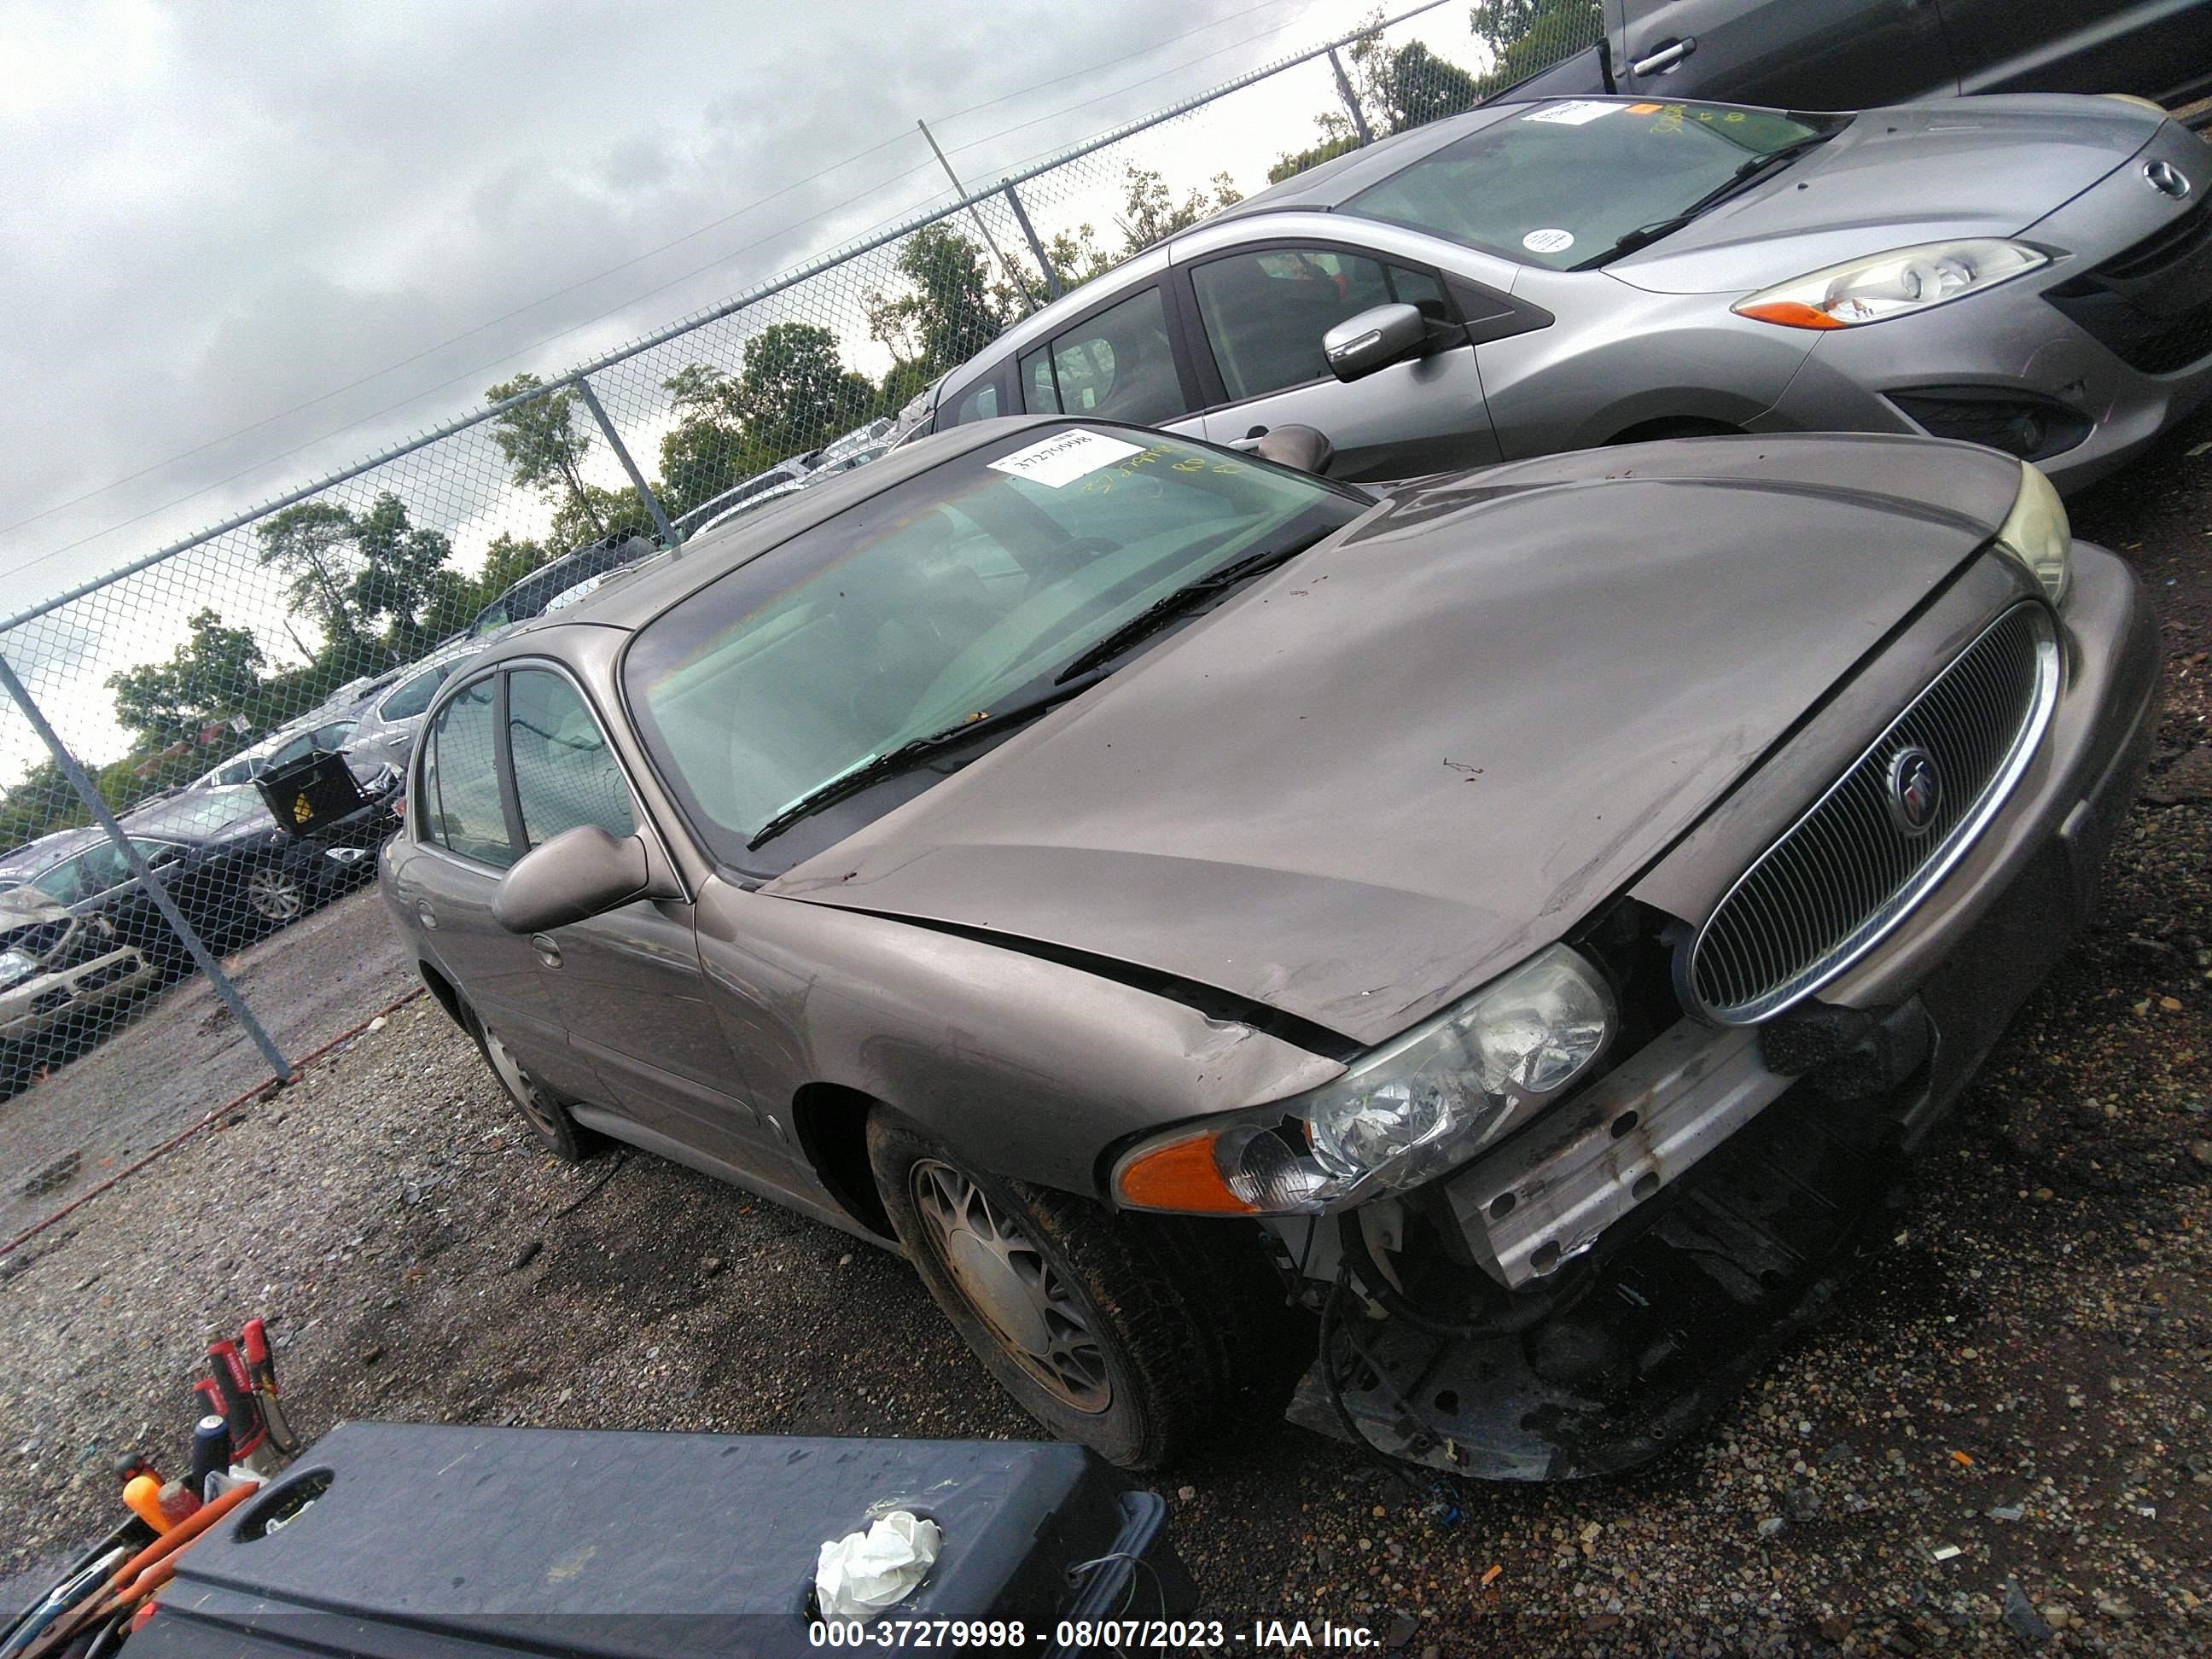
(0, 881), (413, 1242)
(0, 413), (2207, 1655)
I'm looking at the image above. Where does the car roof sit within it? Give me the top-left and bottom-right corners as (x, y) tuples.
(479, 416), (1125, 648)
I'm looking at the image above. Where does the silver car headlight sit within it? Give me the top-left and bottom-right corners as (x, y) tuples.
(1113, 946), (1616, 1215)
(0, 948), (41, 992)
(1991, 460), (2071, 605)
(1733, 239), (2047, 329)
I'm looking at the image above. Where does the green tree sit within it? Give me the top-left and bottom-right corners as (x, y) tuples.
(0, 758), (89, 851)
(731, 323), (876, 461)
(1115, 166), (1243, 252)
(1470, 0), (1604, 95)
(346, 493), (456, 659)
(255, 500), (364, 640)
(864, 223), (1013, 382)
(485, 371), (604, 536)
(1381, 39), (1484, 126)
(106, 609), (269, 749)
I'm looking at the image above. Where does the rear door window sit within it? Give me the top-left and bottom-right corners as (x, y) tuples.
(505, 670), (636, 852)
(1020, 287), (1188, 426)
(948, 377), (1002, 425)
(422, 678), (515, 867)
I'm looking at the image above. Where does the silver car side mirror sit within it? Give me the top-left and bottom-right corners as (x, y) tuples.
(492, 824), (651, 934)
(1323, 302), (1428, 383)
(1251, 425), (1336, 475)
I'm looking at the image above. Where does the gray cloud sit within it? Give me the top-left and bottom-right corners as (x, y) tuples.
(0, 0), (1382, 613)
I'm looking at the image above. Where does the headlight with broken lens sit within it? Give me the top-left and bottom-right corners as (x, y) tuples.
(1732, 239), (2046, 330)
(1990, 459), (2072, 605)
(1113, 945), (1616, 1216)
(0, 948), (42, 992)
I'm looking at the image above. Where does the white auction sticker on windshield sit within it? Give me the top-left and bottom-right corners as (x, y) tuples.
(988, 429), (1145, 488)
(1522, 228), (1575, 254)
(1522, 99), (1619, 125)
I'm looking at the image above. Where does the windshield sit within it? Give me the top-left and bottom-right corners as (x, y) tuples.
(1344, 99), (1837, 271)
(626, 426), (1361, 870)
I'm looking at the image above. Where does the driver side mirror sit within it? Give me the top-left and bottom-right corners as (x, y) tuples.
(1323, 302), (1429, 383)
(492, 824), (659, 934)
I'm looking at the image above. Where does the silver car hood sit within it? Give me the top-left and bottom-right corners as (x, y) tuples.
(1607, 96), (2160, 296)
(771, 434), (2023, 1047)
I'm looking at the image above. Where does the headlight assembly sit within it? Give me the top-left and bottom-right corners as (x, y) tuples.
(1113, 945), (1616, 1216)
(0, 947), (41, 992)
(1991, 459), (2072, 605)
(1733, 240), (2047, 330)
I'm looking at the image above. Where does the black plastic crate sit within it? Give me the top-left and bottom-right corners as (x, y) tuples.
(253, 751), (366, 840)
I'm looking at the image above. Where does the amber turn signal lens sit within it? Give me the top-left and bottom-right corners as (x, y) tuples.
(1733, 300), (1848, 330)
(1113, 1132), (1257, 1214)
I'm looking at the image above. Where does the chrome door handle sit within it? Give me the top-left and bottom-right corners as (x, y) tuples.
(1632, 37), (1695, 75)
(532, 934), (562, 969)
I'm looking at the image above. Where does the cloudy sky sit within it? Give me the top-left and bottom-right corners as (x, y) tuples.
(0, 0), (1474, 614)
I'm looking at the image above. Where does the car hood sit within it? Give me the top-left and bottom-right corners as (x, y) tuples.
(0, 888), (69, 928)
(771, 434), (2024, 1048)
(1607, 96), (2159, 296)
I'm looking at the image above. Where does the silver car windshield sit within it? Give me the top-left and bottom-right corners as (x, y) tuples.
(1343, 99), (1837, 272)
(625, 427), (1360, 868)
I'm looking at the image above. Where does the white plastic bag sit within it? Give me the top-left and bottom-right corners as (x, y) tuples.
(815, 1511), (943, 1619)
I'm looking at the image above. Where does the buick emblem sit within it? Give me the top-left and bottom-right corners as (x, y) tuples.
(2145, 160), (2191, 200)
(1887, 747), (1942, 836)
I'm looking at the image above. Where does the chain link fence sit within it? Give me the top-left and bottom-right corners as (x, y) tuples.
(0, 0), (1602, 1100)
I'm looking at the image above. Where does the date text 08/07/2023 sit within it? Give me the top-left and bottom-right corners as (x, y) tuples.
(806, 1618), (1384, 1649)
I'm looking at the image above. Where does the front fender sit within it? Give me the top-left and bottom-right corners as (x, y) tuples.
(691, 880), (1343, 1196)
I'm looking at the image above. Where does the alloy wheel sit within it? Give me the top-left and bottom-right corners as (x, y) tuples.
(245, 867), (306, 923)
(910, 1158), (1111, 1413)
(481, 1026), (564, 1142)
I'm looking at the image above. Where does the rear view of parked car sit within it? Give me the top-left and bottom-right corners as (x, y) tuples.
(918, 93), (2212, 492)
(381, 416), (2157, 1478)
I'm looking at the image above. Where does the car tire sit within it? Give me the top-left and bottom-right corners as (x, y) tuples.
(0, 1039), (35, 1100)
(867, 1111), (1299, 1470)
(466, 1009), (599, 1164)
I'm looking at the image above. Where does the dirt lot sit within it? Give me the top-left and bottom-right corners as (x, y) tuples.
(0, 415), (2207, 1654)
(0, 882), (414, 1243)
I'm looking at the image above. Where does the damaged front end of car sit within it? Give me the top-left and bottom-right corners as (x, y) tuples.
(1109, 488), (2161, 1481)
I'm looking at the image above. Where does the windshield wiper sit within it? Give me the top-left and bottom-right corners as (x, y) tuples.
(1051, 533), (1329, 690)
(1569, 131), (1837, 271)
(745, 670), (1111, 851)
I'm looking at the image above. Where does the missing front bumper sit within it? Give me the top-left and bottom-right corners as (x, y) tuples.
(1289, 1081), (1901, 1479)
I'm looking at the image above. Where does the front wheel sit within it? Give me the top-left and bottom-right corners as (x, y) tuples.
(867, 1112), (1296, 1469)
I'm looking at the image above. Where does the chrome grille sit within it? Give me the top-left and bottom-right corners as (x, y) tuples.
(1691, 603), (2060, 1023)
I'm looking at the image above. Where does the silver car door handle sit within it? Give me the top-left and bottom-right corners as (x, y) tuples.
(1226, 424), (1269, 452)
(1633, 36), (1695, 75)
(532, 934), (562, 969)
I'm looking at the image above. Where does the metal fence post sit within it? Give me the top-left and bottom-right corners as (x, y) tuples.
(0, 651), (292, 1083)
(1328, 46), (1374, 145)
(573, 377), (678, 548)
(1002, 183), (1064, 301)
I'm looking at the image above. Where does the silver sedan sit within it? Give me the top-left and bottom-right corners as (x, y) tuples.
(921, 93), (2212, 492)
